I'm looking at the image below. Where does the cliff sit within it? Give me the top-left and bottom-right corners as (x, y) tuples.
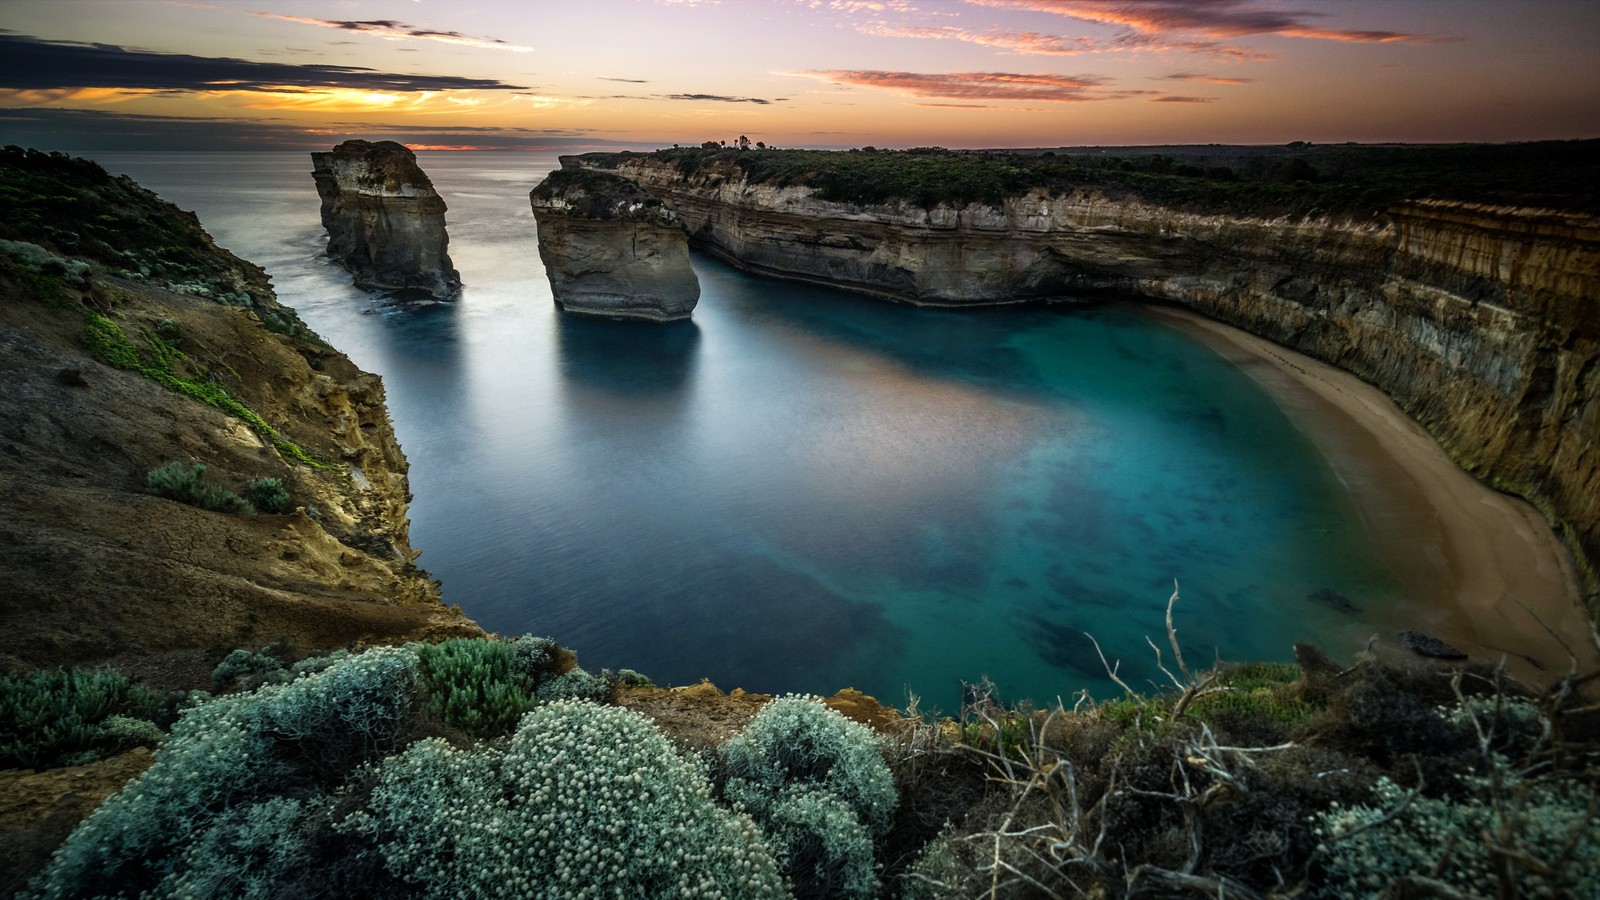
(529, 168), (699, 321)
(310, 140), (461, 300)
(573, 152), (1600, 604)
(0, 148), (480, 690)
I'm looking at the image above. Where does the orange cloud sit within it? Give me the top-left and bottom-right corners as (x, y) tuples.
(968, 0), (1453, 43)
(803, 70), (1112, 102)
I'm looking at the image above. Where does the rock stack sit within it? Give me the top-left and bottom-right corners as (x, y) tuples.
(529, 166), (699, 321)
(311, 140), (461, 299)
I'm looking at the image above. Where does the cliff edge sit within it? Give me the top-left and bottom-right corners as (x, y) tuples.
(0, 147), (480, 690)
(529, 167), (699, 321)
(310, 140), (461, 300)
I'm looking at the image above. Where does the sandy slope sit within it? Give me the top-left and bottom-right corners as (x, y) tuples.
(1154, 306), (1600, 686)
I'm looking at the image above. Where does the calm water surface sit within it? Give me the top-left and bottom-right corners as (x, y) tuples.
(87, 151), (1407, 708)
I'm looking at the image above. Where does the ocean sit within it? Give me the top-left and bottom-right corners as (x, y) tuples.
(82, 150), (1423, 709)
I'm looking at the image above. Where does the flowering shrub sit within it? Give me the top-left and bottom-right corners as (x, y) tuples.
(348, 700), (787, 898)
(722, 695), (897, 897)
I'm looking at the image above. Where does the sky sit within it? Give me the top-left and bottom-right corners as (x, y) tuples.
(0, 0), (1596, 151)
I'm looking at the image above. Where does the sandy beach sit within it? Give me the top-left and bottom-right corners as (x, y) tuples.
(1151, 306), (1600, 687)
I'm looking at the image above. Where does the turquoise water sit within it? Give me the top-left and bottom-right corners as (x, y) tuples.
(85, 152), (1397, 709)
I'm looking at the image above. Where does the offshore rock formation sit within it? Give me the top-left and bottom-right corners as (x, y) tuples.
(529, 167), (699, 321)
(0, 147), (479, 690)
(583, 154), (1600, 600)
(311, 140), (461, 299)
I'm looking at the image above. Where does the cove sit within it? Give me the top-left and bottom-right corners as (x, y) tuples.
(85, 151), (1433, 709)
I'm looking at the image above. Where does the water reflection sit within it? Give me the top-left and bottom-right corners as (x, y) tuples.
(554, 310), (702, 395)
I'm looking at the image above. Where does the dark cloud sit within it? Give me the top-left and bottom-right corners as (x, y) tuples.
(0, 107), (644, 152)
(247, 14), (535, 53)
(1162, 72), (1252, 85)
(599, 77), (649, 84)
(0, 33), (528, 93)
(665, 93), (786, 105)
(1149, 95), (1214, 103)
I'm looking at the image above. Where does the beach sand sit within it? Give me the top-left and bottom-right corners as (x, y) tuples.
(1151, 306), (1600, 688)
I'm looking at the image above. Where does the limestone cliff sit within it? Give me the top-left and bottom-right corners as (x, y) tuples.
(529, 168), (699, 321)
(311, 140), (461, 300)
(577, 153), (1600, 602)
(0, 147), (479, 689)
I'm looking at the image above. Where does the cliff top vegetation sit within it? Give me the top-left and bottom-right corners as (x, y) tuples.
(12, 626), (1599, 898)
(576, 139), (1600, 218)
(529, 166), (672, 222)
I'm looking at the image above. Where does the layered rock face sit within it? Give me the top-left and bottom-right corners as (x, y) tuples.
(0, 148), (479, 689)
(311, 140), (461, 299)
(588, 155), (1600, 599)
(529, 167), (699, 321)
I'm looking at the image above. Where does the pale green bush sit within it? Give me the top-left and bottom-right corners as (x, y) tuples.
(33, 646), (419, 898)
(535, 667), (610, 703)
(1313, 760), (1599, 898)
(211, 644), (289, 688)
(347, 700), (787, 899)
(722, 695), (897, 897)
(722, 695), (897, 833)
(153, 796), (317, 899)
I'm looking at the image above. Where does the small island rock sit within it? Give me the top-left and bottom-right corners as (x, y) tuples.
(310, 140), (461, 299)
(529, 166), (699, 321)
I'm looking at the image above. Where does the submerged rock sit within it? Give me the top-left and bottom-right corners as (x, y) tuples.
(1399, 630), (1469, 660)
(529, 167), (699, 321)
(310, 140), (461, 299)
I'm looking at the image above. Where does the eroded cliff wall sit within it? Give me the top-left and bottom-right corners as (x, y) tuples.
(311, 140), (461, 300)
(529, 168), (699, 321)
(0, 148), (479, 689)
(586, 156), (1600, 601)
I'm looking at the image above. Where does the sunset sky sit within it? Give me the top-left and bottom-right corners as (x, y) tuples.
(0, 0), (1596, 151)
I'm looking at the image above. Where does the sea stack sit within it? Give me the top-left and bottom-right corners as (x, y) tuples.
(529, 165), (699, 321)
(310, 140), (461, 299)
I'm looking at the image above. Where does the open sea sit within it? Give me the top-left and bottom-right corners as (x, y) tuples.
(83, 151), (1429, 710)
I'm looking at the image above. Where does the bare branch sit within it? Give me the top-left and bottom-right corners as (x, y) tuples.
(1165, 579), (1194, 682)
(1086, 632), (1137, 697)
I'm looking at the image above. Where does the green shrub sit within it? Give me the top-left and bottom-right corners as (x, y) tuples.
(33, 646), (419, 898)
(722, 695), (897, 897)
(244, 477), (292, 514)
(347, 700), (788, 898)
(417, 637), (540, 738)
(146, 461), (255, 515)
(0, 666), (164, 769)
